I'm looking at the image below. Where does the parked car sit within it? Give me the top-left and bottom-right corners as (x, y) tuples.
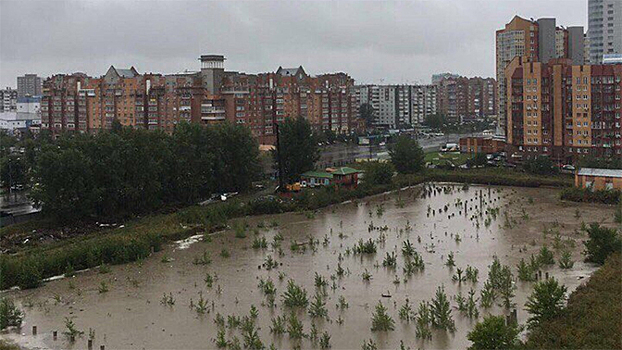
(562, 164), (576, 171)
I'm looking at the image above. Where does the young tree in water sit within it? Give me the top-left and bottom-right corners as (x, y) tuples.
(467, 315), (520, 350)
(430, 285), (455, 331)
(388, 135), (425, 174)
(274, 117), (319, 183)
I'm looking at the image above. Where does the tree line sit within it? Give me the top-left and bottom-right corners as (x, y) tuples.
(1, 122), (261, 222)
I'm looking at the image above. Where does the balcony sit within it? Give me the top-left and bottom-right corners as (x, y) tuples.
(202, 113), (225, 122)
(221, 87), (250, 94)
(201, 106), (225, 114)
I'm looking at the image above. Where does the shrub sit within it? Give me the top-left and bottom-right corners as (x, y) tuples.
(363, 161), (394, 186)
(524, 156), (559, 176)
(525, 277), (567, 329)
(282, 280), (308, 308)
(583, 223), (621, 264)
(524, 253), (621, 348)
(467, 315), (520, 350)
(560, 187), (621, 205)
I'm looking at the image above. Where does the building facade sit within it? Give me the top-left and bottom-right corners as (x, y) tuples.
(354, 84), (438, 129)
(436, 76), (497, 122)
(17, 74), (42, 98)
(39, 55), (360, 144)
(588, 0), (622, 64)
(496, 16), (585, 136)
(505, 56), (622, 162)
(0, 88), (18, 112)
(575, 168), (622, 190)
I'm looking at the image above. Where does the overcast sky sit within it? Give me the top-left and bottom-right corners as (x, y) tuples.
(0, 0), (587, 87)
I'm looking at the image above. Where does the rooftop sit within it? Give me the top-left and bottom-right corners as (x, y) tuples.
(301, 171), (333, 179)
(328, 167), (361, 175)
(577, 168), (622, 179)
(276, 66), (306, 77)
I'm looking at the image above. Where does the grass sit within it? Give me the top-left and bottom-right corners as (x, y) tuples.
(0, 339), (21, 350)
(424, 151), (471, 166)
(524, 253), (621, 349)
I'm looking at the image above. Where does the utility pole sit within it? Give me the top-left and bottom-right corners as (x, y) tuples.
(275, 123), (284, 192)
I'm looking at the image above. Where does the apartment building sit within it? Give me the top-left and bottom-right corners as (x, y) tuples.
(17, 74), (42, 98)
(40, 54), (359, 144)
(354, 84), (437, 129)
(496, 16), (585, 136)
(218, 66), (357, 144)
(588, 0), (622, 64)
(505, 56), (621, 162)
(436, 76), (497, 122)
(411, 85), (437, 125)
(0, 88), (18, 112)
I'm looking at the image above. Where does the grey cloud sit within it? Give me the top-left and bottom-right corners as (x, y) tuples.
(0, 0), (587, 87)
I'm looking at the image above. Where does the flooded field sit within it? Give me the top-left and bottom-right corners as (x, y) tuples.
(1, 184), (616, 349)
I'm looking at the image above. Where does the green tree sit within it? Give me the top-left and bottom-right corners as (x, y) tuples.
(371, 301), (395, 331)
(388, 135), (424, 174)
(170, 122), (218, 203)
(524, 156), (558, 176)
(0, 297), (24, 330)
(275, 117), (319, 183)
(30, 146), (95, 221)
(212, 123), (260, 192)
(583, 223), (621, 264)
(0, 154), (27, 189)
(423, 113), (446, 130)
(359, 103), (376, 127)
(467, 153), (488, 168)
(363, 161), (394, 186)
(430, 285), (455, 331)
(467, 315), (520, 350)
(28, 121), (260, 222)
(0, 131), (17, 158)
(525, 277), (567, 329)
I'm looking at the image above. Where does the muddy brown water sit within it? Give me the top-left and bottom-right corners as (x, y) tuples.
(1, 184), (616, 350)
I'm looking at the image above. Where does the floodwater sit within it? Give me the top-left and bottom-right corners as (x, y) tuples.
(1, 184), (616, 350)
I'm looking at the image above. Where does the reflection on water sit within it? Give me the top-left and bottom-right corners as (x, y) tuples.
(3, 184), (612, 349)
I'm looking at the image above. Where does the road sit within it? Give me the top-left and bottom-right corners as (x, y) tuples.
(317, 132), (479, 168)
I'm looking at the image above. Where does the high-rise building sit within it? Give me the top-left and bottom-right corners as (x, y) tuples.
(496, 16), (585, 136)
(354, 84), (438, 128)
(17, 74), (42, 98)
(588, 0), (622, 64)
(411, 85), (438, 125)
(505, 56), (621, 161)
(436, 76), (497, 122)
(0, 87), (18, 112)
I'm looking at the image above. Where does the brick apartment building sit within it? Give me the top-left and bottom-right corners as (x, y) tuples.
(505, 56), (622, 162)
(436, 76), (497, 122)
(40, 55), (360, 144)
(496, 16), (586, 135)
